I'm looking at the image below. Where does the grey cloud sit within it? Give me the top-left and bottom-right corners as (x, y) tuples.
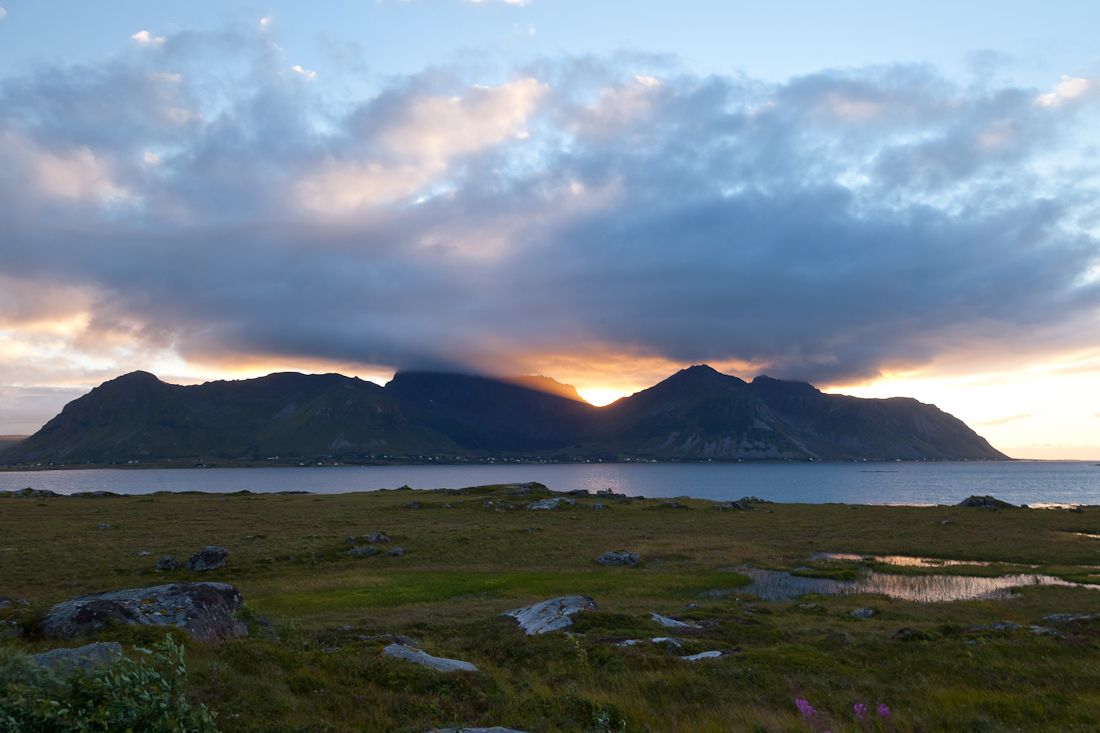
(0, 34), (1098, 387)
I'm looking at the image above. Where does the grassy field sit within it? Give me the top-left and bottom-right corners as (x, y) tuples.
(2, 482), (1100, 732)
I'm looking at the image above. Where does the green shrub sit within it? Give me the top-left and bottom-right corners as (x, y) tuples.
(0, 636), (219, 732)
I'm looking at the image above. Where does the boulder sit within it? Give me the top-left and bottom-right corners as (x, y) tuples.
(363, 532), (390, 543)
(385, 547), (404, 557)
(957, 495), (1017, 509)
(850, 608), (876, 618)
(185, 546), (228, 571)
(591, 503), (608, 510)
(382, 644), (476, 672)
(503, 596), (599, 635)
(156, 555), (180, 570)
(597, 551), (640, 567)
(4, 488), (63, 499)
(41, 582), (256, 643)
(0, 597), (30, 608)
(347, 546), (378, 556)
(28, 642), (123, 672)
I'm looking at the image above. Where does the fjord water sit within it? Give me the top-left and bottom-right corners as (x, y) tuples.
(2, 460), (1098, 506)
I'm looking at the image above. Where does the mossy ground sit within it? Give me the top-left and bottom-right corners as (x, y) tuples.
(3, 483), (1100, 731)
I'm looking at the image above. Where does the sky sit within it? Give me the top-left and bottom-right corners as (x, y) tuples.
(0, 1), (1099, 459)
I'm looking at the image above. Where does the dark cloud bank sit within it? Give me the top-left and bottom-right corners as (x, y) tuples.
(1, 30), (1098, 386)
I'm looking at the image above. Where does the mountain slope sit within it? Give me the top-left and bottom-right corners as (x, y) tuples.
(0, 366), (1008, 463)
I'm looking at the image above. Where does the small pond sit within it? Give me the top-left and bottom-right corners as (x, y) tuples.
(733, 560), (1100, 603)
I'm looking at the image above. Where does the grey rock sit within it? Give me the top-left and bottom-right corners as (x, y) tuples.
(651, 636), (682, 647)
(382, 644), (476, 672)
(385, 547), (404, 557)
(650, 613), (698, 628)
(427, 728), (530, 733)
(28, 642), (123, 671)
(0, 597), (31, 608)
(347, 546), (378, 556)
(526, 498), (563, 510)
(590, 503), (608, 510)
(850, 608), (876, 618)
(5, 488), (63, 499)
(41, 582), (251, 643)
(399, 501), (420, 509)
(97, 524), (112, 529)
(185, 546), (228, 571)
(1030, 626), (1063, 637)
(681, 650), (723, 661)
(156, 555), (180, 570)
(680, 603), (701, 611)
(957, 495), (1017, 509)
(363, 531), (390, 543)
(343, 536), (356, 544)
(131, 551), (151, 557)
(658, 501), (678, 508)
(568, 489), (590, 496)
(503, 596), (599, 635)
(597, 551), (640, 567)
(1043, 613), (1098, 625)
(969, 622), (1020, 632)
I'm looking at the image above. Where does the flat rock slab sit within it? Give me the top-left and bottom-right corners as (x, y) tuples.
(682, 650), (723, 661)
(28, 642), (123, 671)
(651, 612), (698, 628)
(503, 596), (599, 634)
(42, 582), (252, 643)
(382, 644), (476, 672)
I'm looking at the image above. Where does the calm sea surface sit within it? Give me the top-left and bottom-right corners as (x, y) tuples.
(1, 461), (1098, 506)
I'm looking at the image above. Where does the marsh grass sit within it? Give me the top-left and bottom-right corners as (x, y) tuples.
(3, 483), (1100, 731)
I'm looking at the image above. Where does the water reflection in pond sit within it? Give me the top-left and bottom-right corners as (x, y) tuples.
(736, 567), (1100, 603)
(812, 552), (994, 568)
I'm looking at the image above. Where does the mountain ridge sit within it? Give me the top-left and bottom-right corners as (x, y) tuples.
(0, 366), (1008, 464)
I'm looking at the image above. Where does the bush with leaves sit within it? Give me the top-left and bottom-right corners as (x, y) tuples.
(0, 635), (219, 732)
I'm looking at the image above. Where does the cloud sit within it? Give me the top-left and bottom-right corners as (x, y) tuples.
(0, 33), (1099, 412)
(0, 8), (6, 21)
(975, 413), (1035, 427)
(1037, 76), (1093, 107)
(131, 30), (165, 46)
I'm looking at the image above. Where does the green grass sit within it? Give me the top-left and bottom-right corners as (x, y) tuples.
(3, 483), (1100, 732)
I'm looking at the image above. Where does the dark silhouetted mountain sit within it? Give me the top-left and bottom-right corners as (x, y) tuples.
(0, 365), (1008, 464)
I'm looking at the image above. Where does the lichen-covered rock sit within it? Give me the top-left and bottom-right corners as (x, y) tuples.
(386, 547), (404, 557)
(502, 596), (599, 635)
(41, 582), (254, 643)
(28, 642), (123, 671)
(185, 546), (228, 571)
(650, 613), (698, 628)
(597, 551), (639, 567)
(347, 546), (378, 556)
(382, 644), (476, 672)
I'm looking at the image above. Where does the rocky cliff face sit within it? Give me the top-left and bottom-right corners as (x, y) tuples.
(0, 366), (1007, 463)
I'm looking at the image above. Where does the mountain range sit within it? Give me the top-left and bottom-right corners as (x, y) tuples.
(0, 366), (1008, 464)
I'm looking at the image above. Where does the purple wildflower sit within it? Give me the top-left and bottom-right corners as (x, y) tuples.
(877, 703), (891, 718)
(853, 703), (868, 722)
(796, 697), (817, 719)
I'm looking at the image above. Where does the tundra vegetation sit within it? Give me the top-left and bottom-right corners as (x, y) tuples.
(1, 483), (1099, 732)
